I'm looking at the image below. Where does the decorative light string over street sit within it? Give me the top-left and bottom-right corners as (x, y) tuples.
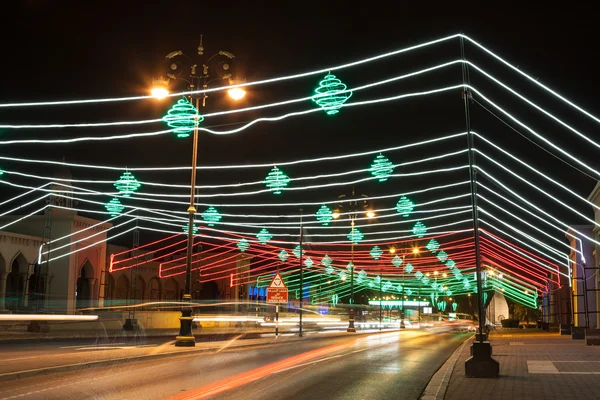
(105, 197), (124, 217)
(370, 153), (394, 182)
(313, 72), (352, 115)
(113, 171), (141, 197)
(264, 166), (291, 194)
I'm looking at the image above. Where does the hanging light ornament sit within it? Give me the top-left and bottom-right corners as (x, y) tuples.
(182, 223), (199, 236)
(358, 269), (367, 282)
(322, 254), (332, 267)
(396, 196), (415, 217)
(412, 221), (427, 238)
(437, 250), (448, 263)
(404, 263), (414, 273)
(426, 239), (440, 253)
(105, 197), (124, 217)
(304, 257), (314, 268)
(315, 204), (333, 225)
(339, 271), (347, 281)
(201, 206), (222, 227)
(446, 259), (456, 268)
(113, 171), (141, 197)
(347, 228), (364, 244)
(325, 265), (335, 274)
(370, 153), (394, 182)
(312, 72), (352, 115)
(391, 255), (403, 268)
(293, 245), (305, 258)
(162, 97), (202, 139)
(264, 166), (290, 195)
(452, 302), (458, 312)
(370, 246), (383, 260)
(237, 239), (249, 252)
(256, 228), (272, 244)
(278, 250), (289, 262)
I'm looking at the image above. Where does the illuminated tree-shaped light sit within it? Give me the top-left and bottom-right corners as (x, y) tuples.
(347, 228), (364, 244)
(304, 257), (314, 268)
(452, 302), (458, 312)
(430, 292), (436, 304)
(331, 293), (339, 307)
(422, 277), (430, 285)
(382, 280), (392, 292)
(346, 262), (354, 272)
(322, 254), (332, 267)
(415, 271), (424, 280)
(370, 246), (383, 260)
(446, 290), (453, 296)
(370, 153), (394, 182)
(374, 275), (381, 285)
(201, 206), (222, 227)
(405, 289), (412, 296)
(237, 238), (249, 252)
(438, 301), (447, 312)
(312, 72), (352, 115)
(426, 239), (440, 253)
(396, 284), (403, 292)
(113, 171), (141, 197)
(437, 250), (448, 263)
(392, 255), (403, 268)
(446, 259), (456, 268)
(315, 204), (333, 226)
(396, 196), (414, 217)
(182, 223), (198, 236)
(162, 97), (202, 139)
(256, 228), (272, 244)
(404, 263), (414, 273)
(358, 269), (367, 283)
(325, 265), (335, 274)
(339, 271), (347, 281)
(278, 250), (289, 262)
(105, 197), (124, 217)
(264, 166), (290, 195)
(293, 245), (305, 259)
(412, 221), (427, 238)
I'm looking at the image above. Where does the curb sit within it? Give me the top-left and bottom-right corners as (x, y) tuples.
(0, 329), (397, 383)
(420, 334), (473, 400)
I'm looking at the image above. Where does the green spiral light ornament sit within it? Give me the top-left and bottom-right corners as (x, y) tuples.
(315, 204), (333, 226)
(113, 171), (141, 197)
(304, 257), (314, 268)
(201, 206), (222, 227)
(312, 72), (352, 115)
(264, 166), (290, 195)
(392, 255), (403, 268)
(182, 223), (198, 236)
(162, 97), (202, 139)
(293, 245), (305, 259)
(370, 246), (383, 260)
(412, 221), (427, 238)
(446, 259), (456, 268)
(426, 238), (440, 253)
(370, 153), (394, 182)
(437, 250), (448, 263)
(396, 195), (414, 217)
(237, 239), (249, 252)
(404, 263), (414, 273)
(347, 228), (364, 244)
(256, 228), (272, 244)
(278, 250), (289, 262)
(105, 197), (124, 217)
(322, 254), (332, 267)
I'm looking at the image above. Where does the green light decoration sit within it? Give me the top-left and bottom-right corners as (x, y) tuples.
(392, 255), (403, 268)
(358, 269), (367, 282)
(256, 228), (272, 244)
(113, 171), (141, 197)
(237, 239), (249, 252)
(264, 166), (290, 195)
(437, 301), (447, 312)
(370, 246), (383, 260)
(415, 271), (424, 280)
(339, 271), (347, 281)
(293, 245), (305, 259)
(370, 153), (394, 182)
(374, 275), (381, 285)
(325, 265), (335, 274)
(446, 259), (456, 268)
(404, 263), (414, 273)
(426, 239), (440, 253)
(412, 221), (427, 238)
(446, 290), (453, 296)
(304, 257), (314, 268)
(312, 72), (352, 115)
(437, 250), (448, 263)
(368, 281), (375, 288)
(0, 168), (3, 176)
(346, 262), (354, 272)
(405, 289), (412, 296)
(315, 205), (333, 226)
(201, 206), (222, 227)
(396, 195), (414, 217)
(397, 284), (403, 292)
(430, 292), (437, 304)
(452, 302), (458, 312)
(422, 277), (430, 285)
(347, 228), (364, 244)
(483, 292), (488, 305)
(332, 293), (339, 307)
(182, 223), (198, 236)
(278, 250), (289, 262)
(105, 197), (124, 217)
(322, 254), (332, 267)
(162, 97), (202, 139)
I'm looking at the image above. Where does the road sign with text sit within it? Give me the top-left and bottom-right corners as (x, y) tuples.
(267, 272), (288, 304)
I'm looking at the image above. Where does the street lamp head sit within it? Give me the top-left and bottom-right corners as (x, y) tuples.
(227, 87), (246, 101)
(151, 77), (170, 100)
(366, 210), (375, 218)
(412, 247), (419, 255)
(332, 209), (341, 219)
(389, 247), (396, 254)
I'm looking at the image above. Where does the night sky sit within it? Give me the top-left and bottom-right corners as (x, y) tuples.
(0, 1), (598, 252)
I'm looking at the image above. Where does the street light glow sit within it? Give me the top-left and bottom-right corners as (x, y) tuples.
(412, 247), (419, 254)
(227, 87), (246, 101)
(332, 210), (341, 219)
(366, 210), (375, 218)
(151, 87), (169, 100)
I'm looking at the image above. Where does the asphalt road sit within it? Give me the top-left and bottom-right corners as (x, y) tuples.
(0, 330), (469, 400)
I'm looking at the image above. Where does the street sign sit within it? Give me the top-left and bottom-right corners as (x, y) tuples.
(267, 272), (288, 304)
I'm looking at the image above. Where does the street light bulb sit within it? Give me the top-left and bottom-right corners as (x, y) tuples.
(366, 210), (375, 218)
(389, 247), (396, 254)
(341, 275), (347, 281)
(442, 273), (447, 278)
(228, 87), (246, 101)
(434, 271), (439, 275)
(332, 210), (341, 219)
(412, 247), (419, 254)
(151, 87), (169, 100)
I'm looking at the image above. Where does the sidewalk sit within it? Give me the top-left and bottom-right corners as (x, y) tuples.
(444, 329), (600, 399)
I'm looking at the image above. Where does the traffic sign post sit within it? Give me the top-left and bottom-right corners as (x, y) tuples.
(267, 273), (288, 337)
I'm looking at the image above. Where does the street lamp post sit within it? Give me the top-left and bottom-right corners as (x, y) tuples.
(152, 36), (246, 347)
(333, 188), (374, 333)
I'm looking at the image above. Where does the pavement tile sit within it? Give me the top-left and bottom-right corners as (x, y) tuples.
(444, 329), (600, 400)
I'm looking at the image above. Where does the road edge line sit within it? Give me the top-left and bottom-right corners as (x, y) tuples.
(420, 334), (474, 400)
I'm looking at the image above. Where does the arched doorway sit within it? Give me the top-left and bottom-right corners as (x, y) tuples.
(28, 265), (45, 311)
(102, 273), (115, 306)
(164, 278), (178, 300)
(198, 281), (219, 300)
(76, 261), (94, 309)
(132, 276), (145, 302)
(115, 275), (129, 304)
(6, 253), (27, 311)
(148, 277), (161, 301)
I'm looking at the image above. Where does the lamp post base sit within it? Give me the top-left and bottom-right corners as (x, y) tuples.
(175, 307), (195, 347)
(465, 341), (499, 378)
